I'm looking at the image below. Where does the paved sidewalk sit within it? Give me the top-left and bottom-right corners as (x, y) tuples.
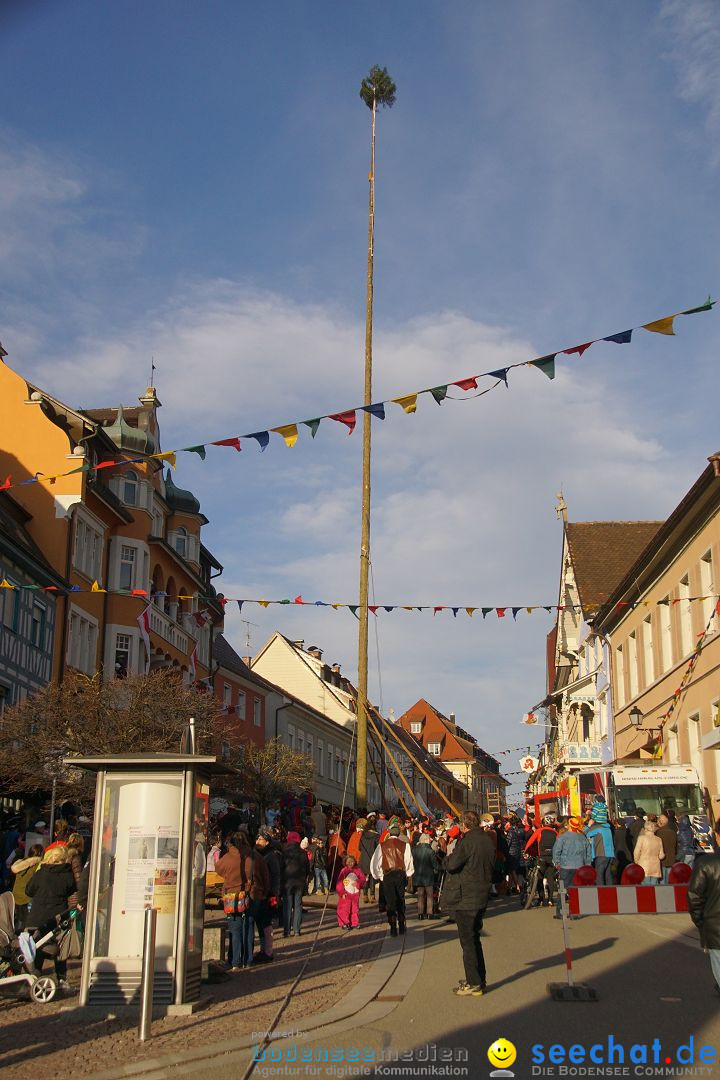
(0, 895), (387, 1080)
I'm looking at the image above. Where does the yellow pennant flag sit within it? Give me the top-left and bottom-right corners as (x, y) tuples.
(332, 603), (343, 609)
(465, 607), (476, 617)
(526, 607), (535, 614)
(154, 451), (177, 469)
(392, 394), (418, 414)
(272, 424), (299, 448)
(91, 580), (106, 593)
(0, 578), (15, 589)
(257, 600), (270, 608)
(643, 316), (675, 336)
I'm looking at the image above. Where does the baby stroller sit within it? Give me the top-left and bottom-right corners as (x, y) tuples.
(0, 892), (74, 1003)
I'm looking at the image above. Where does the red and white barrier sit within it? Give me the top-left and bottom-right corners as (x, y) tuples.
(567, 884), (689, 916)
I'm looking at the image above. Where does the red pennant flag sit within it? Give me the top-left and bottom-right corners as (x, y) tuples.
(95, 460), (119, 471)
(212, 437), (242, 452)
(218, 597), (229, 608)
(329, 411), (357, 435)
(433, 606), (446, 615)
(131, 589), (148, 597)
(454, 377), (478, 391)
(563, 342), (593, 357)
(0, 476), (11, 491)
(496, 607), (506, 618)
(294, 595), (304, 604)
(368, 605), (379, 615)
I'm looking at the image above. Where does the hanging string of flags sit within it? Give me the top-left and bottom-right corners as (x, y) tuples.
(655, 600), (720, 739)
(0, 297), (714, 495)
(493, 742), (543, 757)
(1, 578), (718, 620)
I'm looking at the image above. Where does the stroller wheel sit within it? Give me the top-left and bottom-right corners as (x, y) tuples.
(30, 975), (57, 1003)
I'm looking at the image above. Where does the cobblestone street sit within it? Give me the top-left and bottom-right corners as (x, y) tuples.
(0, 897), (385, 1080)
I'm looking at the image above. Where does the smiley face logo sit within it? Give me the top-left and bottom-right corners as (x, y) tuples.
(488, 1038), (516, 1071)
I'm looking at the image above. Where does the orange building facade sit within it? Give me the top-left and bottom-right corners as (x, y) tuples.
(0, 357), (224, 688)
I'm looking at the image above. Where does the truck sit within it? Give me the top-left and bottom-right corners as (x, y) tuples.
(554, 762), (713, 853)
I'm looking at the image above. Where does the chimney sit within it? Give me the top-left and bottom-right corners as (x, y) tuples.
(242, 656), (252, 666)
(449, 712), (456, 726)
(332, 663), (340, 673)
(292, 640), (305, 650)
(307, 645), (323, 659)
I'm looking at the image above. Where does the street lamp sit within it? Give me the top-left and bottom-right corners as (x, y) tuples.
(629, 706), (643, 727)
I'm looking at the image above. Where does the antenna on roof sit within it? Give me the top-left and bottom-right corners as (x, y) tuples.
(240, 618), (259, 650)
(150, 357), (156, 388)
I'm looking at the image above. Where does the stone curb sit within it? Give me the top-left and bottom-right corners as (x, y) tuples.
(83, 923), (424, 1080)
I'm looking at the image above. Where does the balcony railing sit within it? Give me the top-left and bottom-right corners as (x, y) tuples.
(149, 605), (189, 654)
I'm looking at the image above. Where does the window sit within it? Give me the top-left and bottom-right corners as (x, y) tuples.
(614, 645), (624, 707)
(317, 739), (324, 777)
(151, 501), (165, 538)
(643, 615), (654, 687)
(679, 574), (692, 656)
(306, 734), (313, 762)
(297, 732), (304, 755)
(287, 724), (295, 750)
(174, 527), (187, 560)
(688, 711), (704, 786)
(0, 683), (10, 716)
(327, 743), (333, 778)
(119, 545), (136, 591)
(627, 632), (638, 699)
(123, 470), (139, 506)
(253, 699), (261, 726)
(700, 551), (715, 630)
(428, 742), (441, 756)
(236, 690), (246, 720)
(666, 724), (680, 765)
(2, 582), (19, 633)
(29, 601), (46, 648)
(336, 753), (341, 783)
(73, 517), (103, 581)
(68, 609), (98, 675)
(115, 633), (131, 677)
(221, 740), (230, 762)
(659, 599), (672, 673)
(223, 683), (232, 709)
(410, 721), (422, 734)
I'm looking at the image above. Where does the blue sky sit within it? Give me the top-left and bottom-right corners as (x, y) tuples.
(2, 2), (719, 801)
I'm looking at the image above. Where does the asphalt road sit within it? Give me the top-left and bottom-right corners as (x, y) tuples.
(177, 894), (720, 1080)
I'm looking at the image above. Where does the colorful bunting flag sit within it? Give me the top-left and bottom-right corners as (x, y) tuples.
(248, 432), (270, 451)
(273, 424), (299, 448)
(183, 445), (207, 459)
(563, 342), (593, 357)
(329, 411), (357, 435)
(488, 368), (509, 386)
(429, 385), (448, 404)
(213, 437), (242, 452)
(302, 418), (322, 438)
(603, 330), (632, 344)
(362, 403), (386, 420)
(454, 377), (478, 391)
(154, 451), (176, 469)
(643, 317), (675, 336)
(530, 355), (556, 380)
(392, 394), (418, 414)
(0, 476), (10, 491)
(91, 581), (106, 593)
(681, 297), (714, 315)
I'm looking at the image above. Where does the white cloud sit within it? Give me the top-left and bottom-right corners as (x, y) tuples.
(660, 0), (720, 150)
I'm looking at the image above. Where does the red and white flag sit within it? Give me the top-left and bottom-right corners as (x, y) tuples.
(137, 604), (152, 672)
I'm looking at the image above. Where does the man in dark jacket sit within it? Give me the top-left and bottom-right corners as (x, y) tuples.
(688, 824), (720, 993)
(359, 822), (379, 903)
(443, 811), (496, 997)
(657, 814), (678, 882)
(281, 832), (308, 937)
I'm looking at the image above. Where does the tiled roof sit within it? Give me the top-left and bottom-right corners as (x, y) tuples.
(0, 494), (66, 587)
(565, 521), (662, 612)
(214, 634), (253, 678)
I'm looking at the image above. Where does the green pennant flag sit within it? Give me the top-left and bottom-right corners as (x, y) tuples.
(303, 418), (322, 438)
(66, 464), (91, 474)
(348, 605), (359, 619)
(429, 385), (448, 405)
(530, 354), (556, 380)
(182, 445), (207, 460)
(681, 296), (715, 315)
(279, 599), (290, 604)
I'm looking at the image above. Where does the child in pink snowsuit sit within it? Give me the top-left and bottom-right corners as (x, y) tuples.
(336, 855), (366, 930)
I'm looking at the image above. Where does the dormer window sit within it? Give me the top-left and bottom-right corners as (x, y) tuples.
(428, 741), (442, 756)
(410, 721), (422, 735)
(123, 470), (139, 506)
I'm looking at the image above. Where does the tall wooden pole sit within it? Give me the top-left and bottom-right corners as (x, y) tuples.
(356, 92), (377, 808)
